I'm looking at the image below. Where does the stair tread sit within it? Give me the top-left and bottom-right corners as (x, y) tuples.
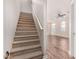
(17, 24), (35, 26)
(18, 23), (34, 24)
(15, 31), (37, 35)
(16, 30), (36, 32)
(15, 35), (38, 38)
(17, 27), (35, 28)
(16, 27), (36, 31)
(11, 44), (41, 53)
(13, 39), (39, 44)
(19, 22), (34, 24)
(17, 25), (35, 28)
(19, 19), (33, 21)
(14, 36), (39, 41)
(18, 20), (34, 23)
(16, 31), (37, 33)
(11, 50), (42, 59)
(19, 18), (33, 20)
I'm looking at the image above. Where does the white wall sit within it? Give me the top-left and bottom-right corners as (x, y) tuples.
(43, 0), (48, 58)
(4, 0), (21, 54)
(47, 0), (71, 37)
(71, 3), (75, 57)
(20, 0), (32, 13)
(47, 0), (74, 57)
(32, 0), (44, 27)
(32, 1), (48, 59)
(32, 0), (44, 54)
(50, 15), (69, 37)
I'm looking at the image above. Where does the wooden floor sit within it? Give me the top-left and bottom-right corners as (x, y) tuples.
(47, 35), (71, 59)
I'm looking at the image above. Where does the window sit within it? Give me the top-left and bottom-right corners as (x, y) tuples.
(60, 21), (66, 32)
(51, 23), (56, 33)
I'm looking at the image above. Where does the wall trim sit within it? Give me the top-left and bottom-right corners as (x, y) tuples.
(43, 55), (48, 59)
(50, 33), (69, 38)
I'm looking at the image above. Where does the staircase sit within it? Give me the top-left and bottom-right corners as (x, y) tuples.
(9, 12), (43, 59)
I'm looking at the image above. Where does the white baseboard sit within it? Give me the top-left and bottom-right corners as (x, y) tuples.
(43, 55), (48, 59)
(51, 33), (69, 38)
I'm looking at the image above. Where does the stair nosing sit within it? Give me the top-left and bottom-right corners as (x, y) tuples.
(13, 39), (39, 44)
(15, 35), (38, 38)
(18, 23), (34, 24)
(19, 18), (33, 20)
(16, 31), (37, 33)
(17, 27), (36, 28)
(16, 30), (36, 32)
(11, 50), (42, 59)
(11, 44), (41, 53)
(17, 24), (35, 26)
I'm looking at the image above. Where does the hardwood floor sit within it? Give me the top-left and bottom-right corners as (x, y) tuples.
(47, 35), (72, 59)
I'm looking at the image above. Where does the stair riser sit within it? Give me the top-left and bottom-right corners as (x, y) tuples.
(19, 19), (33, 20)
(19, 19), (33, 22)
(20, 16), (33, 18)
(12, 41), (40, 48)
(17, 26), (36, 29)
(16, 29), (36, 31)
(17, 25), (35, 27)
(10, 47), (41, 57)
(20, 12), (32, 15)
(17, 25), (36, 29)
(17, 26), (36, 28)
(19, 18), (33, 20)
(18, 22), (35, 25)
(17, 24), (35, 27)
(19, 19), (34, 23)
(20, 13), (32, 16)
(15, 32), (37, 36)
(14, 36), (39, 41)
(19, 15), (33, 18)
(18, 24), (35, 26)
(19, 21), (34, 24)
(20, 14), (32, 16)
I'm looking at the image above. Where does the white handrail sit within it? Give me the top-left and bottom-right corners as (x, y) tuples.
(32, 7), (43, 30)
